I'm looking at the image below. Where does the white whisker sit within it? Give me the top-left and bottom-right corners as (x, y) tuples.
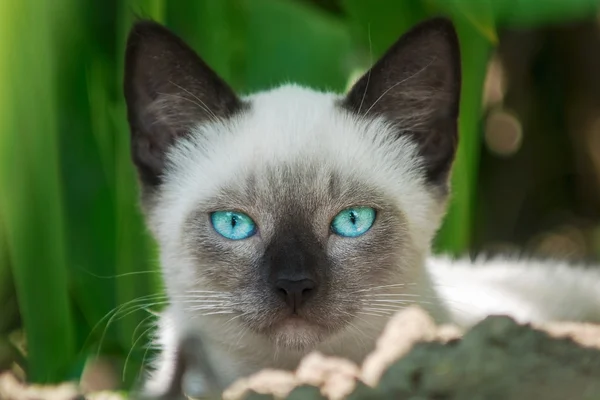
(357, 23), (373, 115)
(123, 325), (155, 382)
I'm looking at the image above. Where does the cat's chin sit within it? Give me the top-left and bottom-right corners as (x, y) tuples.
(267, 316), (329, 351)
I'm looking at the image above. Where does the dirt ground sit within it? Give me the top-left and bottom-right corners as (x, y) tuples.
(2, 306), (600, 400)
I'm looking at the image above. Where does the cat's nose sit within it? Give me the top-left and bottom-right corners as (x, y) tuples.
(275, 278), (317, 311)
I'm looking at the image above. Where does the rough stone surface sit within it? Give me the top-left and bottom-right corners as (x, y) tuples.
(223, 306), (600, 400)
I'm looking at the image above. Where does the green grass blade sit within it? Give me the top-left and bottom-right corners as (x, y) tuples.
(492, 0), (600, 26)
(0, 36), (12, 337)
(170, 0), (354, 93)
(342, 0), (428, 58)
(112, 1), (165, 384)
(0, 0), (75, 383)
(242, 0), (353, 92)
(434, 20), (492, 255)
(57, 3), (121, 360)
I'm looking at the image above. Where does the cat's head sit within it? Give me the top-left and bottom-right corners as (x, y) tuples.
(124, 18), (460, 350)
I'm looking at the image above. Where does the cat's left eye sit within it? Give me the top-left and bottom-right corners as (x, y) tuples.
(331, 207), (376, 238)
(210, 211), (257, 240)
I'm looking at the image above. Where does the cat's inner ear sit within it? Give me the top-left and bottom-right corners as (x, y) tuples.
(124, 20), (243, 190)
(343, 18), (461, 187)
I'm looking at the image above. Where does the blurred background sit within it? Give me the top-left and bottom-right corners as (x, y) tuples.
(1, 0), (600, 393)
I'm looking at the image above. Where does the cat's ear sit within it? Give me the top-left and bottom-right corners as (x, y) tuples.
(124, 20), (243, 191)
(343, 18), (461, 187)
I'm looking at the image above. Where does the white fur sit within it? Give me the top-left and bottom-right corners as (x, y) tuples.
(429, 256), (600, 327)
(142, 84), (600, 395)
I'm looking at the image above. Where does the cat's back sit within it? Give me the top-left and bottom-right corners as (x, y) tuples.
(426, 255), (600, 327)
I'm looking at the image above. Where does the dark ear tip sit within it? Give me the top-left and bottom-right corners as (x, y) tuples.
(126, 19), (186, 58)
(408, 17), (461, 83)
(126, 19), (168, 46)
(125, 20), (153, 62)
(124, 20), (178, 93)
(424, 16), (456, 29)
(409, 17), (459, 44)
(129, 19), (165, 34)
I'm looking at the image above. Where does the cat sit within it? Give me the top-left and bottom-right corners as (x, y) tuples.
(122, 17), (600, 398)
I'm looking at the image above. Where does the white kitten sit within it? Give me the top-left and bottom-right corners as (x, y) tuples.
(122, 18), (600, 398)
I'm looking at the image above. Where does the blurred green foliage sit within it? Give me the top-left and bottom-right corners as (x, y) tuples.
(0, 0), (598, 390)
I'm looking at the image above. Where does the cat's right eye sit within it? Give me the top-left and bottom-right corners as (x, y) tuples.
(210, 211), (257, 240)
(331, 207), (376, 238)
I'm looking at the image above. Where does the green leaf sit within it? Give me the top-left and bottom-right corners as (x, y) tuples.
(434, 21), (492, 254)
(426, 0), (498, 44)
(0, 0), (75, 383)
(242, 0), (353, 92)
(492, 0), (600, 26)
(342, 0), (429, 58)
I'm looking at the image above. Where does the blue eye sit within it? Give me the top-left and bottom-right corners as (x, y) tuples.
(210, 211), (257, 240)
(331, 207), (376, 238)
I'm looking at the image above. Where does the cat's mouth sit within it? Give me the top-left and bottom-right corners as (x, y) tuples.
(240, 300), (352, 350)
(268, 315), (328, 350)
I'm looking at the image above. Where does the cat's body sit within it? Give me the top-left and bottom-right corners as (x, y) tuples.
(122, 19), (600, 398)
(431, 256), (600, 327)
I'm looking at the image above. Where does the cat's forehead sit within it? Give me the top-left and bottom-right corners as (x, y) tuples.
(238, 84), (364, 156)
(203, 162), (390, 213)
(168, 84), (420, 187)
(164, 90), (411, 211)
(245, 84), (338, 118)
